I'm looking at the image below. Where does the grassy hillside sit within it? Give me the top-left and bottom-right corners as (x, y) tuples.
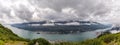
(0, 24), (27, 41)
(0, 24), (51, 45)
(0, 24), (29, 45)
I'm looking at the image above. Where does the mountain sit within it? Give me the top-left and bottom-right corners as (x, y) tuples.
(11, 21), (112, 34)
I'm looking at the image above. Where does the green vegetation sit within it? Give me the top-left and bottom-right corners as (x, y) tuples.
(54, 33), (120, 45)
(0, 24), (28, 41)
(28, 38), (51, 45)
(1, 23), (120, 45)
(0, 24), (29, 45)
(0, 40), (4, 45)
(0, 24), (51, 45)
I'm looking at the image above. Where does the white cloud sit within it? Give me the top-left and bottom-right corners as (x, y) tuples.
(0, 0), (119, 24)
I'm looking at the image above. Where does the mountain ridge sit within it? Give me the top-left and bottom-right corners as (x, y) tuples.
(11, 21), (111, 34)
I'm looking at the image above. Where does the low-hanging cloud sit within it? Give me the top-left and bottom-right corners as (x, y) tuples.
(0, 0), (119, 24)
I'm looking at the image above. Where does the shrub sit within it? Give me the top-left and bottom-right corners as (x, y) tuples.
(28, 38), (51, 45)
(0, 40), (4, 45)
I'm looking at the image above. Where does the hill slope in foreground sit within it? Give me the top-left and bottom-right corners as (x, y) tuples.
(0, 24), (51, 45)
(0, 24), (120, 45)
(0, 24), (29, 45)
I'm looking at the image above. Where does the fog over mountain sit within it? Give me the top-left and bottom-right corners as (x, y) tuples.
(0, 0), (119, 24)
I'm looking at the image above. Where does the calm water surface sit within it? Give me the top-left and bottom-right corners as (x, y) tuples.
(5, 25), (109, 41)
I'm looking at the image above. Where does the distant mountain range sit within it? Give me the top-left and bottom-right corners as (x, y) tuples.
(11, 21), (112, 34)
(17, 20), (100, 25)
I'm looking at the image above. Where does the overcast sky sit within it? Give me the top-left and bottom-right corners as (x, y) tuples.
(0, 0), (120, 24)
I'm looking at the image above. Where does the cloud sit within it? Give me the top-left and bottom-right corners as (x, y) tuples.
(0, 0), (119, 24)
